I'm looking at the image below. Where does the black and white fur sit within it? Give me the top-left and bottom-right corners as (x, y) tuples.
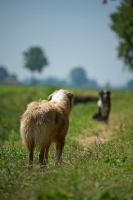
(92, 90), (111, 123)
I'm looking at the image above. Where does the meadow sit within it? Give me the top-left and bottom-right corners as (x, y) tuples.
(0, 85), (133, 200)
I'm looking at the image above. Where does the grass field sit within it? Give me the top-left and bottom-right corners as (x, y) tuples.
(0, 86), (133, 200)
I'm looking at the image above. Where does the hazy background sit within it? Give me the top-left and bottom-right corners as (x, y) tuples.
(0, 0), (132, 87)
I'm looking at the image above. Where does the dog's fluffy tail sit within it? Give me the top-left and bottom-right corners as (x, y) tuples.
(20, 118), (53, 149)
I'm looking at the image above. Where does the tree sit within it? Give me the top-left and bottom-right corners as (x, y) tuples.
(70, 67), (88, 86)
(23, 46), (48, 78)
(110, 0), (133, 71)
(0, 66), (8, 82)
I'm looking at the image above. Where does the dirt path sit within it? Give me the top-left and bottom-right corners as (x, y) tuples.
(76, 115), (119, 147)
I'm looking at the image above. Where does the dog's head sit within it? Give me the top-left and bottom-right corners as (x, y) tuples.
(99, 90), (111, 104)
(48, 89), (73, 114)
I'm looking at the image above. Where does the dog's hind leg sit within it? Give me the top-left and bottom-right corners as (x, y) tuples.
(55, 139), (65, 164)
(28, 141), (35, 165)
(39, 144), (50, 166)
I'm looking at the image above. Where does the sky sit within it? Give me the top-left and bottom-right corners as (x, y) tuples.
(0, 0), (132, 87)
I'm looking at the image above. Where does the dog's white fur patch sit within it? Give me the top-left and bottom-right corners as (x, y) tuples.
(51, 90), (67, 103)
(97, 99), (102, 107)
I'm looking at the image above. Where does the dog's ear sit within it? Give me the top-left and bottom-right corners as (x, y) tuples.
(107, 91), (111, 96)
(67, 93), (74, 101)
(48, 94), (53, 101)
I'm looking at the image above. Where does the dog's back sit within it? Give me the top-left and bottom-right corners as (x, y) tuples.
(20, 100), (68, 148)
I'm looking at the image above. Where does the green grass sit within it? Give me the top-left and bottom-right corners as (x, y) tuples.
(0, 86), (133, 200)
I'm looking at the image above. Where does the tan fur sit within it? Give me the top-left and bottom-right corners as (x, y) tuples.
(20, 89), (73, 166)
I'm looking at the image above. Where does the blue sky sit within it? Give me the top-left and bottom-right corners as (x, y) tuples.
(0, 0), (132, 87)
